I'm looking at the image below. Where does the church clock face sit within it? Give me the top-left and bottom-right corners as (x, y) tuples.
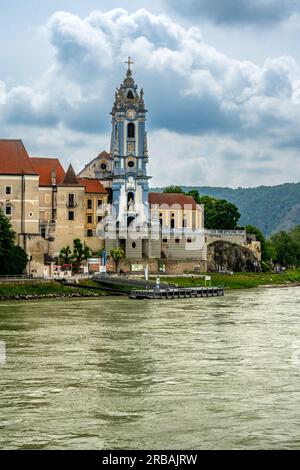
(126, 108), (137, 120)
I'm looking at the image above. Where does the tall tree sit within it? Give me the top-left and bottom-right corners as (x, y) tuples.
(0, 209), (27, 275)
(186, 189), (201, 204)
(72, 239), (92, 272)
(59, 245), (73, 264)
(270, 231), (298, 266)
(110, 248), (125, 274)
(198, 196), (241, 230)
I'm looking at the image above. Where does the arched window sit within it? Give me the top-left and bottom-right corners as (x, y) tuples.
(127, 90), (134, 99)
(127, 123), (135, 138)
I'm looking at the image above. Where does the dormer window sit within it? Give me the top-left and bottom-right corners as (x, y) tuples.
(127, 90), (134, 99)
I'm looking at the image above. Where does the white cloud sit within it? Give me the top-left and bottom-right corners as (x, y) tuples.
(1, 8), (300, 187)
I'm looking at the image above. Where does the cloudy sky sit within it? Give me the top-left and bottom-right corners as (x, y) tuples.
(1, 0), (300, 188)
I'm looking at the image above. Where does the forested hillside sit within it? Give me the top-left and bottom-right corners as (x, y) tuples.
(151, 183), (300, 236)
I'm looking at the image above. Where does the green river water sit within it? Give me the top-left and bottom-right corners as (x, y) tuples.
(1, 287), (300, 450)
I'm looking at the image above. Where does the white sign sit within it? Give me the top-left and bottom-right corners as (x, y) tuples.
(132, 264), (143, 272)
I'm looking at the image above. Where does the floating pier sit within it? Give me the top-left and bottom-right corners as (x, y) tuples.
(129, 286), (224, 300)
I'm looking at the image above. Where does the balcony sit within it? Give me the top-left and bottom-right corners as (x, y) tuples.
(66, 202), (77, 208)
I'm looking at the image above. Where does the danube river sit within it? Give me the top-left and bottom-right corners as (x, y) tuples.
(1, 287), (300, 450)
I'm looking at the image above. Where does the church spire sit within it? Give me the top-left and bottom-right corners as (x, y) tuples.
(122, 56), (136, 89)
(125, 56), (134, 72)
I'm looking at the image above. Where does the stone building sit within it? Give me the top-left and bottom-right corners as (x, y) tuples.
(0, 142), (108, 275)
(0, 61), (261, 276)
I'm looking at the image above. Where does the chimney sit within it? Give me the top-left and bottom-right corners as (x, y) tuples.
(51, 169), (56, 186)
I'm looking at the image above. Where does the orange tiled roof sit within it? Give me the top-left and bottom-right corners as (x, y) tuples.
(30, 157), (65, 186)
(0, 139), (37, 175)
(148, 192), (197, 209)
(79, 178), (107, 194)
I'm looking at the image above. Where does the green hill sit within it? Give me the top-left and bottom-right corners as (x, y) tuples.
(151, 183), (300, 236)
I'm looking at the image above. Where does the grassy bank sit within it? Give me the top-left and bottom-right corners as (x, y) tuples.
(157, 271), (300, 290)
(0, 281), (106, 301)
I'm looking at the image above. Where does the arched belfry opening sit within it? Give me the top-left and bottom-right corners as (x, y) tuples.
(127, 90), (134, 99)
(127, 123), (135, 138)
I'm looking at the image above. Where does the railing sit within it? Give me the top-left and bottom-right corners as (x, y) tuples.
(205, 229), (246, 236)
(66, 202), (77, 208)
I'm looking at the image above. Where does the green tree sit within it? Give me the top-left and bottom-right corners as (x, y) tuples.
(110, 248), (125, 274)
(96, 248), (106, 257)
(163, 185), (184, 194)
(287, 225), (300, 266)
(72, 238), (92, 272)
(270, 231), (298, 266)
(0, 209), (27, 275)
(198, 196), (241, 230)
(186, 189), (201, 204)
(59, 245), (73, 264)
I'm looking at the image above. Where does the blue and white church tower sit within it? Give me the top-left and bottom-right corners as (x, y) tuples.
(110, 57), (150, 229)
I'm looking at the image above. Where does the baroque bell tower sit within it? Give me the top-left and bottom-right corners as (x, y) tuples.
(109, 57), (150, 228)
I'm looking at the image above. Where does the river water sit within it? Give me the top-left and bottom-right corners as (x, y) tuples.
(1, 287), (300, 450)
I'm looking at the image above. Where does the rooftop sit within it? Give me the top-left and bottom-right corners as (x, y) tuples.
(79, 178), (107, 194)
(0, 139), (37, 175)
(148, 192), (198, 210)
(30, 157), (65, 186)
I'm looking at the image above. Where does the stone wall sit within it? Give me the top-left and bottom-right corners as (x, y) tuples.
(117, 258), (207, 274)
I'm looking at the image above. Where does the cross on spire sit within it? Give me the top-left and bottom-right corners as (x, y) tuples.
(125, 56), (134, 71)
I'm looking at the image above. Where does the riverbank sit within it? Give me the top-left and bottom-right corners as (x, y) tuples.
(158, 270), (300, 290)
(0, 281), (107, 301)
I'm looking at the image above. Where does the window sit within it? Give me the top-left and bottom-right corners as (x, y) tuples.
(127, 123), (135, 138)
(132, 242), (136, 248)
(128, 160), (135, 168)
(101, 163), (107, 170)
(97, 216), (103, 223)
(97, 199), (103, 207)
(187, 238), (192, 243)
(68, 194), (75, 208)
(68, 211), (74, 221)
(159, 212), (163, 227)
(127, 90), (134, 99)
(87, 229), (93, 237)
(171, 219), (175, 229)
(41, 227), (46, 239)
(5, 186), (12, 195)
(163, 238), (168, 243)
(87, 215), (93, 224)
(5, 206), (12, 216)
(87, 199), (93, 209)
(29, 212), (33, 218)
(175, 238), (180, 244)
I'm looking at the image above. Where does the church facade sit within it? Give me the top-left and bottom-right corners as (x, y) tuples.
(79, 60), (207, 271)
(0, 61), (209, 276)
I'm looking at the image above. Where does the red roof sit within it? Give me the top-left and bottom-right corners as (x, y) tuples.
(30, 157), (65, 186)
(148, 192), (197, 209)
(0, 139), (37, 175)
(79, 178), (107, 194)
